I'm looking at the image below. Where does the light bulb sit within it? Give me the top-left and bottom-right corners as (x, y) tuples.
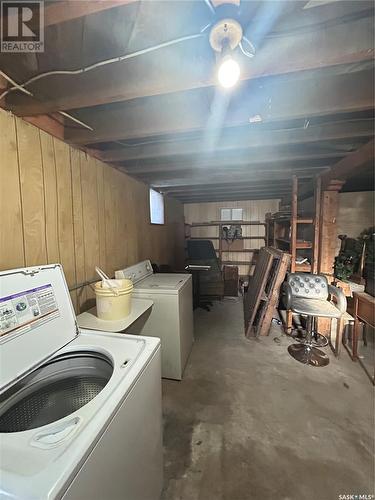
(218, 57), (240, 88)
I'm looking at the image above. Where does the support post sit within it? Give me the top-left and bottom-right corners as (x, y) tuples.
(317, 181), (342, 336)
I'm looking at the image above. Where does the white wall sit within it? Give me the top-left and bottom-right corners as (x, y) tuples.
(336, 191), (374, 239)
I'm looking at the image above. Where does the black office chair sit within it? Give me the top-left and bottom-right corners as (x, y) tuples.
(186, 240), (224, 298)
(282, 273), (347, 367)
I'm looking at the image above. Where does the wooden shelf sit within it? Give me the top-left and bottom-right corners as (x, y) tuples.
(189, 236), (265, 240)
(295, 263), (312, 272)
(191, 220), (266, 227)
(188, 220), (266, 268)
(222, 260), (256, 266)
(276, 238), (312, 249)
(296, 241), (313, 249)
(189, 236), (220, 240)
(297, 218), (314, 224)
(272, 217), (313, 225)
(215, 249), (258, 253)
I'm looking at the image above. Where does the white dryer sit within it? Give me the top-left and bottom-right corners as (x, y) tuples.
(0, 264), (163, 500)
(115, 260), (194, 380)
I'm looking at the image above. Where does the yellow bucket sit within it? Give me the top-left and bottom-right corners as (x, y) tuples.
(94, 279), (133, 320)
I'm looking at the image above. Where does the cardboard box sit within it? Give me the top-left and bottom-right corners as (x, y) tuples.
(222, 238), (244, 251)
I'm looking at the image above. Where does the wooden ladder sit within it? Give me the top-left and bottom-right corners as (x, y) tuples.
(286, 175), (321, 331)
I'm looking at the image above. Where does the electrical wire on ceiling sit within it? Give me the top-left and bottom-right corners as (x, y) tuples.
(0, 70), (93, 130)
(204, 0), (215, 15)
(0, 33), (204, 102)
(239, 36), (255, 58)
(0, 2), (371, 130)
(0, 6), (371, 102)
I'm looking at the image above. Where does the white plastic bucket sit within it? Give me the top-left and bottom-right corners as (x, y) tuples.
(94, 279), (133, 320)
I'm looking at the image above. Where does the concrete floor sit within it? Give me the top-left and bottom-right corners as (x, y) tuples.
(161, 298), (375, 500)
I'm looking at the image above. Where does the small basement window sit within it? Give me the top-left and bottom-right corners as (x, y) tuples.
(220, 208), (243, 221)
(150, 188), (165, 225)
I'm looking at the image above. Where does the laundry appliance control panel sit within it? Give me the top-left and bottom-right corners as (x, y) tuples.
(115, 260), (153, 284)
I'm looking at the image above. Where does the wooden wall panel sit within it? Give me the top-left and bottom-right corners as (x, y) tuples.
(96, 159), (107, 271)
(70, 148), (87, 311)
(54, 139), (76, 287)
(184, 199), (280, 275)
(80, 151), (100, 303)
(40, 131), (60, 264)
(103, 166), (126, 277)
(0, 111), (25, 270)
(0, 108), (184, 313)
(16, 119), (47, 266)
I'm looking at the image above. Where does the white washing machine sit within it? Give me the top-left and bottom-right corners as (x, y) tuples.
(115, 260), (194, 381)
(0, 264), (163, 500)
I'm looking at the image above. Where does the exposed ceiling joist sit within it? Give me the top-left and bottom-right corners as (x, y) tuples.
(122, 149), (346, 175)
(181, 192), (285, 203)
(93, 119), (374, 163)
(4, 15), (373, 116)
(162, 180), (291, 194)
(149, 168), (329, 189)
(298, 138), (374, 199)
(168, 185), (291, 196)
(64, 70), (374, 145)
(44, 0), (138, 27)
(321, 137), (375, 185)
(22, 113), (65, 140)
(139, 164), (331, 185)
(3, 0), (137, 33)
(175, 192), (291, 203)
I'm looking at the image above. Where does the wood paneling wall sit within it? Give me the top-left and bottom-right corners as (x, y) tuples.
(184, 200), (280, 275)
(0, 109), (184, 312)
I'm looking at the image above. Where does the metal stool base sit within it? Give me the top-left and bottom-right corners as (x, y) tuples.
(293, 330), (328, 348)
(311, 332), (329, 348)
(288, 343), (329, 367)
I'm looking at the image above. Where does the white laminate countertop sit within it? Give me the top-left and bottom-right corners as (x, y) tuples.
(76, 298), (153, 332)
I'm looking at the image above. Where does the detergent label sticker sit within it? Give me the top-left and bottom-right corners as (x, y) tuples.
(0, 284), (59, 338)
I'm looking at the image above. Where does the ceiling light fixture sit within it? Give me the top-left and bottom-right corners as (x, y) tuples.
(217, 43), (240, 88)
(209, 17), (243, 89)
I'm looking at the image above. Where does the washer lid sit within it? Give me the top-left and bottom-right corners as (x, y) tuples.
(0, 264), (77, 394)
(133, 273), (191, 293)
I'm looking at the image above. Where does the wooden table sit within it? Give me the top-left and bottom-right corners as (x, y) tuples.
(352, 291), (375, 384)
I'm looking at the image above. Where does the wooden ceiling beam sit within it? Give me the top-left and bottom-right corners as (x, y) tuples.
(298, 138), (374, 200)
(148, 168), (329, 189)
(22, 114), (65, 141)
(93, 119), (374, 163)
(64, 70), (374, 145)
(181, 193), (285, 203)
(175, 192), (291, 202)
(5, 16), (373, 116)
(3, 0), (137, 33)
(162, 181), (291, 194)
(123, 150), (346, 175)
(321, 138), (375, 185)
(138, 165), (331, 185)
(44, 1), (138, 27)
(168, 186), (291, 196)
